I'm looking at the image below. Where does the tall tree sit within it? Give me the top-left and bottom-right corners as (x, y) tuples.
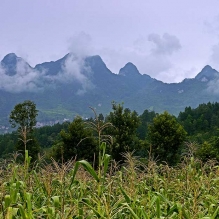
(106, 102), (140, 161)
(52, 116), (97, 162)
(148, 111), (187, 165)
(9, 100), (39, 160)
(10, 100), (38, 132)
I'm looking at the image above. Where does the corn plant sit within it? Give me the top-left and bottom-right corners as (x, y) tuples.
(2, 140), (219, 218)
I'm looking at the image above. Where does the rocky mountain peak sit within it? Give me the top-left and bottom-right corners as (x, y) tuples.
(195, 65), (218, 82)
(1, 53), (22, 76)
(1, 53), (20, 64)
(119, 62), (141, 77)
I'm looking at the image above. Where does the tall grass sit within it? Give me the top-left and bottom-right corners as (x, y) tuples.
(1, 147), (219, 218)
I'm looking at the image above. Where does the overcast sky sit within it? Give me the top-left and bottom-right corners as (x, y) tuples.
(1, 0), (219, 82)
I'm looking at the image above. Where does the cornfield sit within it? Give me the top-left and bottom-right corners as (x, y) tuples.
(1, 145), (219, 218)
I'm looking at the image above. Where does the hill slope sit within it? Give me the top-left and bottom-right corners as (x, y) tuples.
(0, 53), (219, 132)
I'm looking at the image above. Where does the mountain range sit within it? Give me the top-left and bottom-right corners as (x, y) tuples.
(0, 52), (219, 131)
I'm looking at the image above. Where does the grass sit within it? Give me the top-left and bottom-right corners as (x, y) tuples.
(1, 147), (219, 218)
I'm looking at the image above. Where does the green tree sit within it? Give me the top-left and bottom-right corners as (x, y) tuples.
(52, 116), (97, 162)
(0, 132), (17, 158)
(10, 100), (38, 132)
(137, 109), (157, 139)
(148, 111), (187, 165)
(197, 137), (219, 162)
(106, 102), (140, 161)
(9, 100), (40, 160)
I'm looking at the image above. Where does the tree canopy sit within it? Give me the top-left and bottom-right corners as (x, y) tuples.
(52, 116), (97, 162)
(106, 102), (140, 161)
(148, 111), (187, 165)
(9, 100), (38, 132)
(9, 100), (39, 160)
(2, 101), (219, 164)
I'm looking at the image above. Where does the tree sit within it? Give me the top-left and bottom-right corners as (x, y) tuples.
(106, 102), (140, 161)
(10, 100), (38, 132)
(9, 100), (39, 160)
(197, 137), (219, 162)
(148, 111), (187, 165)
(137, 109), (157, 139)
(52, 116), (97, 162)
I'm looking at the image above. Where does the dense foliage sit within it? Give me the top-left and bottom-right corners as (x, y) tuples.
(1, 101), (219, 165)
(137, 109), (157, 140)
(178, 102), (219, 137)
(105, 102), (140, 161)
(178, 102), (219, 161)
(52, 116), (97, 162)
(148, 111), (187, 165)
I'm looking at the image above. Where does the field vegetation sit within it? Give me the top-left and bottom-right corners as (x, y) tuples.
(1, 101), (219, 217)
(1, 146), (219, 218)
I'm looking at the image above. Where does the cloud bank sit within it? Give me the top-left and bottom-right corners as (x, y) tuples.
(0, 56), (94, 94)
(0, 32), (95, 94)
(0, 59), (45, 93)
(54, 54), (94, 95)
(99, 32), (183, 82)
(148, 33), (181, 55)
(207, 78), (219, 94)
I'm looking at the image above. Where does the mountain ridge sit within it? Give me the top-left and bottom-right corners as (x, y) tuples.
(0, 52), (219, 132)
(1, 52), (215, 81)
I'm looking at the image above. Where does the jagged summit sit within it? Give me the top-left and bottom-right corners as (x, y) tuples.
(202, 65), (213, 71)
(1, 53), (32, 76)
(85, 55), (106, 68)
(119, 62), (141, 77)
(195, 65), (218, 82)
(34, 54), (108, 76)
(34, 53), (69, 76)
(1, 53), (22, 66)
(2, 53), (18, 62)
(1, 53), (22, 76)
(85, 55), (113, 78)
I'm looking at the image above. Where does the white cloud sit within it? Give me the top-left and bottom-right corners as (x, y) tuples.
(203, 41), (219, 94)
(67, 32), (94, 58)
(209, 42), (219, 70)
(204, 15), (219, 36)
(148, 33), (181, 56)
(99, 33), (183, 82)
(0, 59), (45, 93)
(207, 77), (219, 94)
(0, 53), (94, 94)
(0, 31), (97, 94)
(61, 32), (95, 94)
(54, 54), (94, 95)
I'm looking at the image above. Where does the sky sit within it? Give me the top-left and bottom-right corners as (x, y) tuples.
(1, 0), (219, 83)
